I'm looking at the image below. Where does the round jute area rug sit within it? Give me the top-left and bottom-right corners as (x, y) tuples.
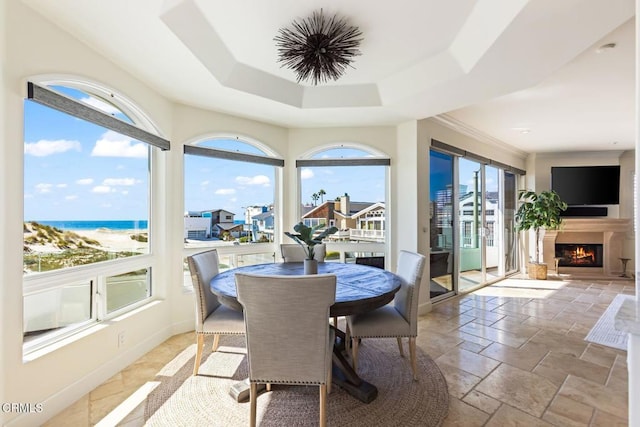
(145, 335), (448, 426)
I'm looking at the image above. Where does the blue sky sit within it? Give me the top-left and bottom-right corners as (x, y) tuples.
(184, 146), (386, 217)
(24, 96), (149, 221)
(24, 89), (386, 222)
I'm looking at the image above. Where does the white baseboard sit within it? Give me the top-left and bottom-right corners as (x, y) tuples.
(6, 326), (174, 427)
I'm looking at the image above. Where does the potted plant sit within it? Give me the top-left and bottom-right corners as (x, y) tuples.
(515, 189), (568, 279)
(285, 222), (338, 274)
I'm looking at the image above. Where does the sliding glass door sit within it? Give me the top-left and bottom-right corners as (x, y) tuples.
(429, 150), (455, 300)
(429, 145), (520, 299)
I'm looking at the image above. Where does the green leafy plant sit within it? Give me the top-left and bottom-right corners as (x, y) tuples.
(515, 190), (567, 264)
(284, 222), (338, 260)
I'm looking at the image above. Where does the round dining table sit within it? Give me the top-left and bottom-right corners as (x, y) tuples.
(210, 261), (403, 403)
(210, 261), (402, 317)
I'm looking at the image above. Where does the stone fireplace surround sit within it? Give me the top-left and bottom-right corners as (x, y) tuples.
(542, 218), (632, 276)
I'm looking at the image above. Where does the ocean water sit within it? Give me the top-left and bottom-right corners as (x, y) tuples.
(31, 220), (149, 231)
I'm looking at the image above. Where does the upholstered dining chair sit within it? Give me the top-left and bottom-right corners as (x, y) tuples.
(235, 273), (336, 427)
(187, 249), (245, 376)
(346, 250), (426, 380)
(280, 243), (326, 262)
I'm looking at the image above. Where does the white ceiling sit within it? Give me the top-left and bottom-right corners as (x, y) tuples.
(23, 0), (635, 153)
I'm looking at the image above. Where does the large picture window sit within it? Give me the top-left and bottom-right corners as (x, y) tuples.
(23, 81), (164, 351)
(183, 137), (282, 281)
(297, 146), (389, 263)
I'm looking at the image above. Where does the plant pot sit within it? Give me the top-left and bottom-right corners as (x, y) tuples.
(304, 259), (318, 275)
(528, 262), (548, 280)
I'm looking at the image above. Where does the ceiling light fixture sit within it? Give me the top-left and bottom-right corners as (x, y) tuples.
(274, 9), (363, 85)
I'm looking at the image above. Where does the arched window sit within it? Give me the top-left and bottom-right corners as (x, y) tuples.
(297, 145), (389, 263)
(23, 79), (167, 352)
(183, 136), (283, 270)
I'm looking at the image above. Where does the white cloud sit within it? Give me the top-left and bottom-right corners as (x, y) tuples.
(76, 178), (94, 185)
(81, 96), (121, 115)
(24, 139), (81, 157)
(92, 185), (113, 193)
(215, 188), (236, 195)
(300, 169), (314, 180)
(56, 183), (68, 188)
(65, 195), (78, 201)
(200, 180), (210, 186)
(91, 131), (147, 158)
(236, 175), (270, 186)
(35, 183), (53, 193)
(120, 190), (129, 195)
(103, 178), (138, 186)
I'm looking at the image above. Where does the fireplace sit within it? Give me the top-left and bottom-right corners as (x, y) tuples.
(543, 218), (631, 276)
(555, 243), (603, 267)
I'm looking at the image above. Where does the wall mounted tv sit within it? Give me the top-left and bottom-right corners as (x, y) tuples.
(550, 165), (620, 205)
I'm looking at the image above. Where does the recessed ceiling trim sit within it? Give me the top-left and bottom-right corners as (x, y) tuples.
(432, 114), (528, 159)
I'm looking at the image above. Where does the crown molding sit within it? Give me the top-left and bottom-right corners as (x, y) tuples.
(431, 113), (528, 159)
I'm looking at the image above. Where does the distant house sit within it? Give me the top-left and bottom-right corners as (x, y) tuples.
(251, 209), (274, 242)
(183, 208), (242, 239)
(301, 194), (385, 242)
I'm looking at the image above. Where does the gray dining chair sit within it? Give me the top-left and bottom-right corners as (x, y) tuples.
(235, 272), (336, 427)
(187, 249), (245, 376)
(346, 250), (426, 380)
(280, 243), (326, 262)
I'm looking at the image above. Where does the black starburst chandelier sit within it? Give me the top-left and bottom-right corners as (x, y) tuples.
(274, 9), (363, 85)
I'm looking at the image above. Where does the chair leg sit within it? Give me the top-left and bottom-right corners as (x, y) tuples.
(193, 333), (204, 376)
(409, 337), (418, 381)
(319, 384), (327, 427)
(211, 334), (220, 352)
(250, 383), (257, 427)
(397, 337), (405, 357)
(351, 337), (360, 372)
(266, 383), (272, 392)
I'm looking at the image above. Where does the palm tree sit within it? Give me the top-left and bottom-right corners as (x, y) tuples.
(311, 193), (319, 206)
(318, 189), (326, 203)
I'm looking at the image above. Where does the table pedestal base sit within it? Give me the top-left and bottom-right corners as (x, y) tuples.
(331, 327), (378, 403)
(332, 351), (378, 403)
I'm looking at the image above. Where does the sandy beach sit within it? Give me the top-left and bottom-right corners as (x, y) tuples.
(24, 224), (148, 254)
(76, 228), (149, 252)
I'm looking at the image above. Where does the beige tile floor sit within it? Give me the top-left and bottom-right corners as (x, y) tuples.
(45, 275), (634, 426)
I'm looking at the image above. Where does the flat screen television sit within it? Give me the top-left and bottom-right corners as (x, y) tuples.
(551, 165), (620, 205)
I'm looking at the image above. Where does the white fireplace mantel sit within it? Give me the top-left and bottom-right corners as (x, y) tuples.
(542, 218), (632, 275)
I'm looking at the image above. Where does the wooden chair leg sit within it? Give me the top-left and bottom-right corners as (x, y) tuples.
(250, 383), (257, 427)
(193, 333), (204, 376)
(211, 334), (220, 352)
(351, 337), (360, 372)
(397, 337), (405, 357)
(266, 383), (272, 392)
(319, 384), (327, 427)
(409, 337), (418, 381)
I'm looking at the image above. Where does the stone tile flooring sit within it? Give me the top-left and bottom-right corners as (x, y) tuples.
(44, 276), (633, 426)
